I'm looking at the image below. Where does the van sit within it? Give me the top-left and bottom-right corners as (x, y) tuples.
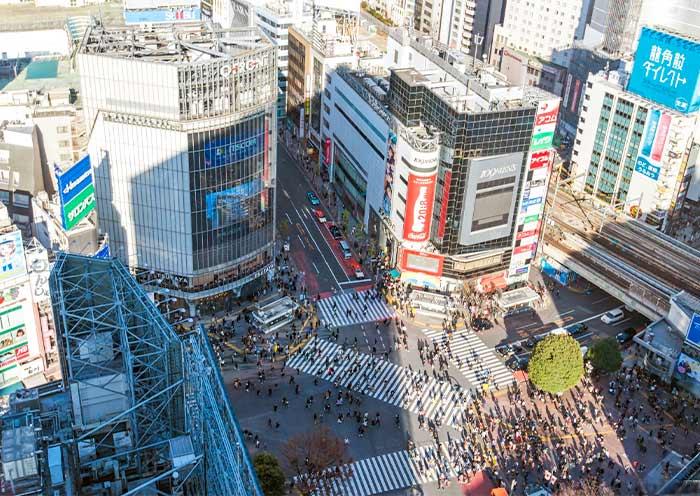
(601, 308), (624, 325)
(339, 240), (352, 260)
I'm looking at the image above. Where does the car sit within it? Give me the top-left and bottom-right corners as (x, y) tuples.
(354, 267), (365, 279)
(328, 224), (343, 240)
(472, 318), (493, 331)
(506, 355), (528, 372)
(523, 338), (536, 350)
(567, 323), (588, 336)
(511, 342), (524, 354)
(495, 344), (513, 357)
(601, 308), (625, 325)
(314, 209), (327, 223)
(616, 328), (636, 346)
(306, 191), (320, 206)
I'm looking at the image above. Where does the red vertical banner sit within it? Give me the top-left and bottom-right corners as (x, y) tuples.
(403, 173), (437, 242)
(323, 137), (331, 165)
(437, 170), (451, 238)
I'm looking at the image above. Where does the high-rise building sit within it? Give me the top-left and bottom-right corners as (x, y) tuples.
(592, 0), (700, 57)
(492, 0), (592, 67)
(320, 32), (559, 290)
(571, 27), (700, 231)
(414, 0), (505, 60)
(78, 24), (277, 310)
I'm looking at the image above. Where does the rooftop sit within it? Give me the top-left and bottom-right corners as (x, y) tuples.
(79, 23), (273, 64)
(635, 318), (685, 359)
(0, 3), (122, 32)
(1, 57), (79, 93)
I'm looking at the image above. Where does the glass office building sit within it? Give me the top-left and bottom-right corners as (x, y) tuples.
(78, 24), (277, 306)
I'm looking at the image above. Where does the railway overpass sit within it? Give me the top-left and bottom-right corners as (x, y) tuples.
(540, 187), (700, 321)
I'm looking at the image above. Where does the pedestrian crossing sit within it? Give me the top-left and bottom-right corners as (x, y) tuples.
(421, 328), (515, 391)
(316, 290), (395, 328)
(311, 443), (455, 496)
(287, 337), (469, 428)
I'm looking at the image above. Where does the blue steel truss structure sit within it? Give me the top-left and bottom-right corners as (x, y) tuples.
(49, 253), (262, 496)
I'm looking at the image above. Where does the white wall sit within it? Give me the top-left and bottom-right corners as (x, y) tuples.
(0, 30), (70, 59)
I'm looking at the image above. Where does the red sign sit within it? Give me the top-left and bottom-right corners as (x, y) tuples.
(529, 150), (551, 170)
(403, 173), (437, 242)
(437, 170), (451, 238)
(0, 344), (29, 368)
(536, 101), (560, 126)
(400, 249), (444, 276)
(513, 243), (537, 255)
(323, 137), (331, 165)
(516, 228), (539, 240)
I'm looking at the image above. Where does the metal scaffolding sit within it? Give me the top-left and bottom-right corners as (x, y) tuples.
(47, 253), (262, 496)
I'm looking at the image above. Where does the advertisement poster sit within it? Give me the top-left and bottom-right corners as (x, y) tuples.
(124, 6), (201, 24)
(676, 353), (700, 384)
(26, 247), (51, 304)
(0, 231), (26, 283)
(400, 249), (444, 276)
(383, 133), (396, 215)
(634, 109), (670, 182)
(627, 27), (700, 114)
(57, 155), (95, 231)
(437, 170), (451, 239)
(403, 174), (437, 242)
(687, 313), (700, 345)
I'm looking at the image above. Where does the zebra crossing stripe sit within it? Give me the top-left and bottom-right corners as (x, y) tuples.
(316, 290), (395, 328)
(288, 338), (468, 428)
(421, 328), (514, 389)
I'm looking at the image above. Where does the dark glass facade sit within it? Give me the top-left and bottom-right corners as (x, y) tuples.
(188, 112), (274, 271)
(389, 70), (537, 279)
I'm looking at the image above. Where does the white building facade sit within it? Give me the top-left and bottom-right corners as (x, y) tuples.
(570, 71), (700, 231)
(78, 24), (278, 305)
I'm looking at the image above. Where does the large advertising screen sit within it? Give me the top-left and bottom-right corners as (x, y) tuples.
(634, 109), (670, 182)
(400, 249), (444, 276)
(124, 6), (201, 24)
(0, 231), (26, 283)
(57, 155), (95, 231)
(627, 27), (700, 114)
(205, 179), (263, 229)
(403, 173), (437, 242)
(204, 132), (264, 169)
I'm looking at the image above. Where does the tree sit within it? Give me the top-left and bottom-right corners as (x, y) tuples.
(253, 452), (286, 496)
(587, 337), (622, 374)
(281, 426), (352, 495)
(528, 334), (584, 394)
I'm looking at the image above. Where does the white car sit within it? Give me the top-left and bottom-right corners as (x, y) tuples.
(354, 267), (365, 279)
(601, 308), (624, 325)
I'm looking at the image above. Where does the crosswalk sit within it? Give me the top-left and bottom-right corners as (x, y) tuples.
(421, 328), (515, 390)
(287, 337), (469, 428)
(316, 290), (395, 328)
(312, 444), (455, 496)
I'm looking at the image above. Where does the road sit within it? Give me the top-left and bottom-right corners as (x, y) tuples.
(276, 144), (368, 294)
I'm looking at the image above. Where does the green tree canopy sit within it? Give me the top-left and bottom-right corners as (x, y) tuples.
(528, 334), (584, 394)
(587, 337), (622, 374)
(253, 452), (286, 496)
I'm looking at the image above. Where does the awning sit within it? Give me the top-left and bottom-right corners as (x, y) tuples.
(388, 268), (401, 279)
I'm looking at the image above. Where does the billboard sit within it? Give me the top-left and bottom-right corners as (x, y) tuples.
(400, 249), (444, 276)
(437, 170), (451, 239)
(687, 313), (700, 345)
(57, 156), (95, 231)
(204, 132), (264, 169)
(627, 27), (700, 114)
(124, 6), (201, 24)
(634, 109), (670, 182)
(530, 99), (560, 152)
(205, 180), (263, 229)
(403, 173), (437, 242)
(383, 133), (397, 215)
(25, 246), (51, 305)
(0, 231), (26, 283)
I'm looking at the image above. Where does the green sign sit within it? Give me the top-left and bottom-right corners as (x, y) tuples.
(522, 214), (540, 224)
(530, 131), (554, 152)
(63, 183), (95, 230)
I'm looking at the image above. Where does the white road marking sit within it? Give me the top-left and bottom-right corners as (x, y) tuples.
(292, 204), (342, 289)
(297, 234), (306, 248)
(339, 278), (372, 285)
(312, 262), (320, 273)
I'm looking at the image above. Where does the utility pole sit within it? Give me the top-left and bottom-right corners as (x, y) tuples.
(538, 166), (586, 257)
(472, 33), (484, 70)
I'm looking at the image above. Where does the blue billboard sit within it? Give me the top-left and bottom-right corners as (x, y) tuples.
(627, 27), (700, 114)
(203, 132), (264, 169)
(124, 6), (201, 24)
(206, 180), (262, 228)
(687, 313), (700, 346)
(56, 156), (96, 230)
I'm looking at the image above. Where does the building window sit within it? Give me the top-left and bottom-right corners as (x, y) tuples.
(59, 140), (70, 148)
(56, 126), (69, 134)
(0, 191), (9, 205)
(12, 192), (30, 208)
